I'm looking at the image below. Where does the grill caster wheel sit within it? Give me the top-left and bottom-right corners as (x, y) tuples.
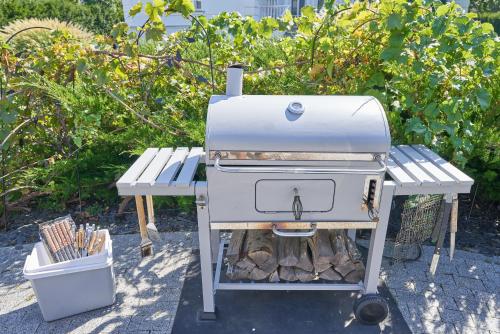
(353, 294), (389, 325)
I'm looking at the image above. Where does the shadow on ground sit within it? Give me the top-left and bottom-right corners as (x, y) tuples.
(0, 232), (195, 334)
(172, 251), (411, 334)
(382, 246), (499, 334)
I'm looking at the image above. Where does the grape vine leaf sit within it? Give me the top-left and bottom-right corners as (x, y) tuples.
(387, 13), (402, 30)
(475, 87), (491, 111)
(129, 2), (143, 16)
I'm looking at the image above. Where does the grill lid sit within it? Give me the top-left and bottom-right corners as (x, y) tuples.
(206, 95), (390, 160)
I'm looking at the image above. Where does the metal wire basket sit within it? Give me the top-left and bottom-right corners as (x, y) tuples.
(392, 194), (443, 263)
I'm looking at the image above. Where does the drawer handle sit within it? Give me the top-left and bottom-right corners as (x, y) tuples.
(272, 224), (317, 237)
(292, 188), (303, 220)
(214, 154), (386, 174)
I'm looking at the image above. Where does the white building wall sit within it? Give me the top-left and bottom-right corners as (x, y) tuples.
(121, 0), (470, 33)
(122, 0), (261, 33)
(122, 0), (327, 33)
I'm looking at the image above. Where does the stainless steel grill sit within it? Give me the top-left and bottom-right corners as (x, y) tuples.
(206, 68), (390, 225)
(116, 65), (474, 325)
(204, 66), (393, 323)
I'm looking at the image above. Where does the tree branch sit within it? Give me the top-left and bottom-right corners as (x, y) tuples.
(0, 118), (32, 152)
(103, 88), (162, 130)
(310, 7), (352, 68)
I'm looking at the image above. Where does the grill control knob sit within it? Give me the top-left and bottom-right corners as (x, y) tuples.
(287, 101), (305, 115)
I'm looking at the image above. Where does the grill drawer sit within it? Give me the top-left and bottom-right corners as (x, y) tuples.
(255, 179), (335, 213)
(207, 167), (381, 222)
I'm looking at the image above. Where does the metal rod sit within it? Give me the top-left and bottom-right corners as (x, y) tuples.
(216, 283), (364, 291)
(213, 239), (226, 291)
(210, 221), (378, 230)
(196, 182), (215, 313)
(272, 224), (316, 237)
(215, 155), (386, 174)
(363, 181), (395, 294)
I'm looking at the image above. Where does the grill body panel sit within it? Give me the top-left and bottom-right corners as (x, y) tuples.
(206, 167), (383, 222)
(205, 94), (391, 223)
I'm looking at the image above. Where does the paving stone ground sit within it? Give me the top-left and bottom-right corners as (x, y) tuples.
(0, 232), (197, 334)
(382, 246), (500, 334)
(0, 232), (498, 334)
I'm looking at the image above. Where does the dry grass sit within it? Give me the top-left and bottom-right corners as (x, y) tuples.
(0, 18), (94, 44)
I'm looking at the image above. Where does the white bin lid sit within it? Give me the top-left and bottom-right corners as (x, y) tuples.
(23, 229), (113, 279)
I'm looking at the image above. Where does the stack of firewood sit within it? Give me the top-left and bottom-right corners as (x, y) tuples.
(226, 229), (365, 283)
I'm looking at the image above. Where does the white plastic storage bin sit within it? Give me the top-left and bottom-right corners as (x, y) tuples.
(23, 229), (116, 321)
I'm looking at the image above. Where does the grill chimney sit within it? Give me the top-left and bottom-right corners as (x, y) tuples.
(226, 64), (243, 97)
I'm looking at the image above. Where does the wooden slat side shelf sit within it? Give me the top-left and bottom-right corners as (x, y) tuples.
(387, 145), (474, 196)
(116, 147), (204, 196)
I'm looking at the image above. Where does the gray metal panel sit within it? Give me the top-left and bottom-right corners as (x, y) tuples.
(255, 179), (335, 212)
(206, 95), (391, 156)
(206, 167), (381, 222)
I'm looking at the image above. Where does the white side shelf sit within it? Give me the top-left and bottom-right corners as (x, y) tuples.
(116, 147), (205, 196)
(387, 145), (474, 196)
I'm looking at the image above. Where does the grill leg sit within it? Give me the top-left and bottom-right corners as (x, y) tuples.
(363, 182), (395, 294)
(195, 182), (216, 316)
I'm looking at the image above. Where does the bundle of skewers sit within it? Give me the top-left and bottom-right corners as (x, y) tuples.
(39, 215), (106, 263)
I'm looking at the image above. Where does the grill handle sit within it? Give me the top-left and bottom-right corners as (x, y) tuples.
(214, 154), (386, 174)
(272, 224), (317, 237)
(292, 188), (303, 220)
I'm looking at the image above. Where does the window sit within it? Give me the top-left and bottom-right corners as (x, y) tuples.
(291, 0), (305, 16)
(194, 0), (202, 10)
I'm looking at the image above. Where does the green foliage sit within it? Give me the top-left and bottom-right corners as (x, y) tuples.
(477, 12), (500, 33)
(0, 0), (123, 34)
(470, 0), (500, 33)
(469, 0), (499, 13)
(0, 0), (498, 218)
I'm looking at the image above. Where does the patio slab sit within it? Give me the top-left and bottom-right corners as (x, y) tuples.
(0, 232), (497, 334)
(0, 232), (196, 334)
(381, 246), (500, 334)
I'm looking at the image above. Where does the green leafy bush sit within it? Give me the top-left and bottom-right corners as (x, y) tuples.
(0, 0), (123, 34)
(0, 0), (498, 220)
(478, 12), (500, 33)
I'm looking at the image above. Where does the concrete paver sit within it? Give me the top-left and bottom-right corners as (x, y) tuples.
(0, 232), (497, 334)
(383, 246), (500, 334)
(0, 232), (196, 334)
